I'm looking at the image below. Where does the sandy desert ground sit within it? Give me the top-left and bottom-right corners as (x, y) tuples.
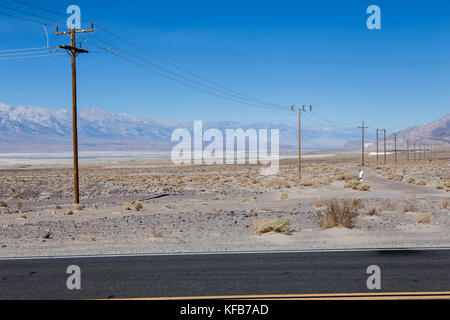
(0, 153), (449, 258)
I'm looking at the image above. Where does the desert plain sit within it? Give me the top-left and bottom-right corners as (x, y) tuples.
(0, 152), (449, 258)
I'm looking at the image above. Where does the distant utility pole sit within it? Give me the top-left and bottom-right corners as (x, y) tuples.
(423, 143), (426, 160)
(406, 140), (410, 162)
(383, 129), (387, 165)
(291, 105), (312, 180)
(394, 134), (398, 164)
(358, 121), (369, 166)
(56, 25), (94, 204)
(376, 129), (380, 165)
(418, 142), (421, 161)
(413, 142), (416, 161)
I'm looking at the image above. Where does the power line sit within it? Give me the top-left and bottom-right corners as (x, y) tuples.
(209, 55), (450, 69)
(0, 4), (62, 25)
(0, 49), (60, 57)
(307, 112), (356, 127)
(10, 0), (67, 18)
(0, 10), (51, 25)
(3, 1), (290, 112)
(94, 24), (288, 110)
(109, 52), (286, 112)
(80, 36), (286, 111)
(7, 0), (288, 110)
(0, 46), (56, 53)
(0, 52), (65, 61)
(85, 34), (287, 110)
(302, 112), (356, 129)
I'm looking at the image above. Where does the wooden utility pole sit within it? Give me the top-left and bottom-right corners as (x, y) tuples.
(423, 143), (426, 160)
(413, 142), (416, 161)
(394, 134), (398, 163)
(358, 121), (368, 166)
(406, 140), (410, 162)
(291, 105), (312, 180)
(383, 129), (387, 165)
(56, 25), (94, 204)
(376, 129), (380, 165)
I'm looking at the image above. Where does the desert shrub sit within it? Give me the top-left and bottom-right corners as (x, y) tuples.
(344, 174), (358, 181)
(403, 204), (417, 213)
(377, 203), (394, 212)
(133, 201), (143, 211)
(416, 213), (431, 224)
(18, 213), (27, 219)
(355, 184), (371, 191)
(388, 174), (403, 181)
(348, 199), (365, 210)
(344, 181), (359, 189)
(0, 201), (7, 208)
(314, 200), (328, 208)
(123, 202), (132, 211)
(317, 199), (359, 229)
(406, 177), (416, 184)
(65, 210), (74, 216)
(345, 181), (370, 191)
(365, 208), (378, 216)
(16, 202), (23, 211)
(439, 199), (449, 210)
(301, 179), (315, 187)
(254, 218), (292, 235)
(319, 176), (333, 185)
(416, 180), (427, 186)
(280, 193), (289, 200)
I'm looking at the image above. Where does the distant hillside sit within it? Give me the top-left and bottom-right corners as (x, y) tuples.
(0, 102), (363, 153)
(344, 114), (450, 150)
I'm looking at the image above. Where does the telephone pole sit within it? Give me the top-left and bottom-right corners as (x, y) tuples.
(291, 105), (312, 180)
(394, 134), (398, 163)
(406, 140), (410, 162)
(414, 142), (416, 161)
(383, 129), (387, 165)
(56, 25), (94, 204)
(358, 121), (369, 166)
(376, 129), (380, 165)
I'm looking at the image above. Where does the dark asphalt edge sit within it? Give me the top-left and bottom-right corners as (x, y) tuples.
(1, 247), (450, 261)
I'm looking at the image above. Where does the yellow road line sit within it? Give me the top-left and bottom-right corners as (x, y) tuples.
(113, 291), (450, 301)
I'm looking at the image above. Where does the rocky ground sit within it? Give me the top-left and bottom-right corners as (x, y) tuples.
(0, 154), (449, 258)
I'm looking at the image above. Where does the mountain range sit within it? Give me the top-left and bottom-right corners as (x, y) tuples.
(0, 102), (448, 153)
(344, 114), (450, 150)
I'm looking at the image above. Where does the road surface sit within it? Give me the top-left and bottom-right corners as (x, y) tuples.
(0, 248), (449, 300)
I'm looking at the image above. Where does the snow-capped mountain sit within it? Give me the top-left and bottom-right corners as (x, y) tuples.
(0, 102), (364, 153)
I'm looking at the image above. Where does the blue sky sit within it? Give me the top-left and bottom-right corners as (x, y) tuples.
(0, 0), (449, 132)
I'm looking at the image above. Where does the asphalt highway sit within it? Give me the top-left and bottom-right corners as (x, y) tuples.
(0, 248), (449, 300)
